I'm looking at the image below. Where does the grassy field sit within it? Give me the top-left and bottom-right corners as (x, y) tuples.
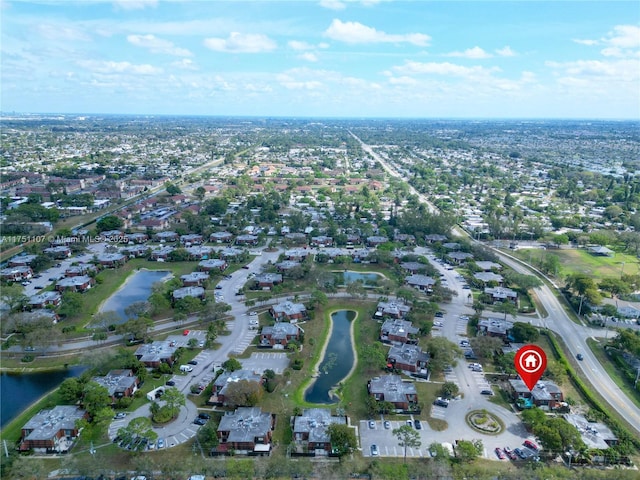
(513, 247), (639, 283)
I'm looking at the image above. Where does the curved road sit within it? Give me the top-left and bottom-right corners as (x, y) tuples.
(351, 131), (640, 437)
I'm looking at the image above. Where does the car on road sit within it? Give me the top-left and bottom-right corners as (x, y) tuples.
(114, 412), (127, 419)
(24, 346), (36, 352)
(188, 360), (198, 365)
(193, 417), (207, 425)
(414, 419), (422, 430)
(165, 380), (175, 386)
(242, 265), (250, 269)
(215, 285), (223, 290)
(384, 420), (391, 429)
(370, 444), (379, 456)
(495, 447), (505, 459)
(368, 420), (375, 429)
(576, 353), (584, 361)
(523, 440), (539, 451)
(21, 281), (31, 286)
(462, 284), (471, 289)
(504, 446), (517, 460)
(34, 285), (43, 289)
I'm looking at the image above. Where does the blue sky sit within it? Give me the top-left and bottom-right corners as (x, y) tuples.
(2, 0), (639, 118)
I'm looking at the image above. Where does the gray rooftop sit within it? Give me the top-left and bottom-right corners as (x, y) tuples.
(22, 406), (86, 441)
(199, 259), (227, 269)
(56, 275), (92, 288)
(261, 322), (299, 340)
(387, 344), (429, 366)
(563, 414), (617, 449)
(92, 369), (137, 397)
(368, 374), (417, 404)
(293, 408), (346, 444)
(381, 318), (419, 339)
(271, 301), (306, 317)
(214, 369), (263, 395)
(218, 407), (273, 444)
(473, 271), (504, 283)
(405, 274), (436, 287)
(135, 340), (176, 363)
(172, 286), (205, 300)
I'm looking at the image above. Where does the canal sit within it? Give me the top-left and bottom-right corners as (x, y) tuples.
(304, 310), (356, 404)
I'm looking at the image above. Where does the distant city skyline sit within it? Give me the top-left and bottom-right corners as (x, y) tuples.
(2, 0), (639, 119)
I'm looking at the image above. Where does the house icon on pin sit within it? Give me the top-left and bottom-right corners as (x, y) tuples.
(524, 354), (537, 369)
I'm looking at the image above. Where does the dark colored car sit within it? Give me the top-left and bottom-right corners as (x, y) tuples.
(576, 353), (584, 361)
(165, 380), (175, 386)
(198, 413), (211, 420)
(414, 419), (422, 430)
(514, 448), (527, 459)
(194, 417), (207, 425)
(480, 389), (494, 396)
(188, 360), (198, 365)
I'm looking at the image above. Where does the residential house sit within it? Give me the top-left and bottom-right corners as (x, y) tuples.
(473, 271), (504, 285)
(8, 254), (38, 267)
(563, 414), (618, 449)
(19, 406), (87, 453)
(198, 259), (227, 272)
(186, 245), (214, 260)
(399, 262), (427, 274)
(236, 234), (259, 246)
(292, 408), (347, 454)
(172, 286), (206, 302)
(180, 272), (210, 287)
(260, 322), (300, 348)
(210, 231), (234, 243)
(311, 236), (334, 247)
(180, 234), (204, 245)
(387, 344), (429, 375)
(509, 378), (564, 410)
(1, 266), (33, 282)
(43, 246), (72, 259)
(97, 253), (128, 268)
(380, 319), (419, 344)
(28, 291), (62, 309)
(14, 309), (59, 325)
(134, 341), (177, 368)
(283, 248), (310, 261)
(209, 370), (263, 406)
(150, 246), (175, 261)
(55, 275), (94, 293)
(275, 260), (301, 273)
(65, 263), (97, 277)
(216, 407), (275, 454)
(366, 235), (388, 247)
(367, 374), (418, 411)
(405, 274), (436, 292)
(478, 318), (514, 340)
(425, 234), (447, 243)
(120, 244), (149, 258)
(284, 232), (307, 245)
(475, 261), (502, 271)
(393, 233), (416, 245)
(93, 369), (140, 402)
(484, 287), (518, 304)
(447, 251), (474, 264)
(254, 273), (283, 289)
(218, 247), (245, 261)
(269, 301), (307, 322)
(126, 233), (149, 244)
(589, 246), (614, 257)
(154, 231), (179, 242)
(375, 301), (411, 319)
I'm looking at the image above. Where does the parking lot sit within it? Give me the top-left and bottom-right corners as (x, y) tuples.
(360, 419), (429, 458)
(240, 352), (290, 374)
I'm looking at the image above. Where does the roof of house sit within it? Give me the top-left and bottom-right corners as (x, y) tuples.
(198, 259), (227, 269)
(447, 251), (474, 261)
(473, 272), (504, 283)
(485, 286), (518, 299)
(275, 260), (301, 270)
(271, 301), (306, 317)
(172, 286), (205, 299)
(381, 318), (419, 338)
(22, 406), (86, 441)
(214, 370), (262, 394)
(218, 407), (272, 443)
(92, 369), (137, 396)
(509, 378), (562, 398)
(135, 340), (176, 363)
(97, 253), (126, 262)
(376, 301), (411, 317)
(475, 261), (502, 271)
(563, 414), (617, 449)
(255, 273), (283, 284)
(181, 272), (210, 283)
(399, 262), (427, 272)
(405, 274), (436, 287)
(56, 275), (92, 287)
(387, 344), (429, 366)
(28, 291), (61, 304)
(261, 322), (299, 340)
(368, 374), (417, 404)
(478, 317), (514, 335)
(292, 408), (346, 443)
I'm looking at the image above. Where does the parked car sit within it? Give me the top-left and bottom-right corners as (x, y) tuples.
(368, 420), (375, 429)
(414, 419), (422, 430)
(433, 397), (449, 408)
(165, 380), (176, 386)
(188, 360), (198, 365)
(157, 438), (165, 449)
(406, 419), (413, 427)
(495, 447), (505, 459)
(370, 444), (379, 456)
(504, 446), (517, 460)
(193, 417), (207, 425)
(524, 440), (539, 451)
(480, 389), (494, 396)
(383, 420), (391, 429)
(198, 413), (211, 420)
(113, 412), (127, 419)
(514, 447), (527, 459)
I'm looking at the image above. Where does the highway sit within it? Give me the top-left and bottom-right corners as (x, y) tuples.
(351, 131), (640, 436)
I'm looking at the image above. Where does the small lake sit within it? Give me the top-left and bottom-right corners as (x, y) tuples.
(95, 269), (170, 325)
(0, 366), (86, 428)
(304, 310), (356, 404)
(334, 271), (382, 287)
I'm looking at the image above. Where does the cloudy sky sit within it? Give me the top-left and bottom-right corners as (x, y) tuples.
(2, 0), (639, 118)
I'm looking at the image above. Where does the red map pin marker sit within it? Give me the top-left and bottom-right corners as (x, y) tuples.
(514, 344), (547, 391)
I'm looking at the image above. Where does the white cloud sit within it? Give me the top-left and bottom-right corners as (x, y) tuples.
(79, 60), (162, 75)
(204, 32), (277, 53)
(393, 61), (499, 77)
(112, 0), (157, 10)
(36, 24), (91, 42)
(605, 25), (640, 49)
(546, 58), (639, 82)
(496, 46), (516, 57)
(171, 58), (198, 70)
(324, 19), (430, 46)
(446, 46), (492, 59)
(319, 0), (346, 10)
(299, 52), (318, 62)
(288, 40), (314, 51)
(388, 75), (418, 86)
(127, 34), (192, 57)
(573, 38), (599, 46)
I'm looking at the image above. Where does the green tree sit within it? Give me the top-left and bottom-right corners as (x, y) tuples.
(58, 291), (83, 318)
(0, 284), (28, 312)
(223, 379), (263, 407)
(165, 183), (182, 195)
(455, 439), (483, 462)
(440, 382), (459, 399)
(162, 387), (186, 417)
(494, 300), (518, 320)
(82, 381), (112, 418)
(326, 423), (357, 459)
(392, 424), (422, 463)
(222, 358), (242, 372)
(425, 337), (462, 374)
(96, 215), (123, 232)
(117, 417), (157, 452)
(59, 377), (84, 403)
(510, 322), (540, 343)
